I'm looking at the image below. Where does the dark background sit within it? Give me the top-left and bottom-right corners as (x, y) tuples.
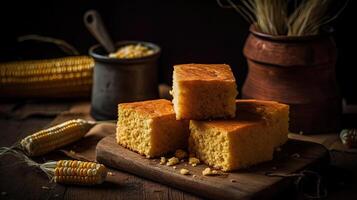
(0, 0), (355, 102)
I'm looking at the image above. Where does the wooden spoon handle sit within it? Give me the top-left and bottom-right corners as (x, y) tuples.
(84, 10), (115, 53)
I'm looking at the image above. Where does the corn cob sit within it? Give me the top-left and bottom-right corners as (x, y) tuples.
(20, 119), (96, 156)
(0, 147), (108, 185)
(0, 56), (94, 98)
(48, 160), (108, 185)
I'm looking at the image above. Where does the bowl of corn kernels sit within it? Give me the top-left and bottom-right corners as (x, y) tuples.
(90, 40), (160, 62)
(89, 41), (161, 120)
(108, 43), (155, 59)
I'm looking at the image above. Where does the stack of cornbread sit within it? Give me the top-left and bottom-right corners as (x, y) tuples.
(116, 64), (289, 171)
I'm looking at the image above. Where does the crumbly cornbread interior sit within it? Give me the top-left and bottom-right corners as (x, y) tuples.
(117, 99), (189, 158)
(189, 99), (289, 171)
(172, 64), (238, 120)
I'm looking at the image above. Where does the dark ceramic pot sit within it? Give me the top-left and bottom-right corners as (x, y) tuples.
(89, 41), (161, 120)
(242, 26), (341, 134)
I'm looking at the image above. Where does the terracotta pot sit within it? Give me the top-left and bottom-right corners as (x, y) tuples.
(242, 26), (341, 134)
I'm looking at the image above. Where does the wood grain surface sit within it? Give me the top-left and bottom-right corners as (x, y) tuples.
(1, 102), (357, 200)
(0, 102), (200, 200)
(97, 135), (330, 200)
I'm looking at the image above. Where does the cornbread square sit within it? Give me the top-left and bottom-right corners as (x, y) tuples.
(189, 99), (289, 171)
(116, 99), (189, 158)
(236, 99), (289, 147)
(172, 64), (238, 120)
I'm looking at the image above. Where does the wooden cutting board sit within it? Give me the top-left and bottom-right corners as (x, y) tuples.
(96, 135), (329, 200)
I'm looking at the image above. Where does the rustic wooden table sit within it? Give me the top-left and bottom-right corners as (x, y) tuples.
(0, 101), (357, 200)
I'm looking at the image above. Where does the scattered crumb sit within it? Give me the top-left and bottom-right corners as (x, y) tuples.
(166, 157), (179, 166)
(291, 153), (301, 158)
(69, 150), (76, 155)
(189, 157), (200, 166)
(1, 192), (7, 196)
(108, 172), (115, 176)
(42, 186), (50, 190)
(230, 179), (237, 183)
(184, 163), (188, 167)
(180, 159), (185, 163)
(202, 168), (219, 176)
(299, 131), (304, 135)
(202, 168), (212, 176)
(160, 157), (166, 165)
(175, 149), (188, 159)
(180, 168), (190, 175)
(256, 107), (264, 112)
(275, 147), (282, 152)
(173, 166), (177, 169)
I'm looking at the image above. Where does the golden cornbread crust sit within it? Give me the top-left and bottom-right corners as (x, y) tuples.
(117, 99), (189, 158)
(118, 99), (174, 119)
(189, 99), (289, 171)
(174, 64), (236, 82)
(172, 64), (238, 120)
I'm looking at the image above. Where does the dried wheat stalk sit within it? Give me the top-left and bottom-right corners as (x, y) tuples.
(217, 0), (348, 36)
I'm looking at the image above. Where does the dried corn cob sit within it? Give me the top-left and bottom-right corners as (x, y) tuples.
(0, 148), (108, 185)
(43, 160), (108, 185)
(0, 56), (94, 98)
(20, 119), (96, 156)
